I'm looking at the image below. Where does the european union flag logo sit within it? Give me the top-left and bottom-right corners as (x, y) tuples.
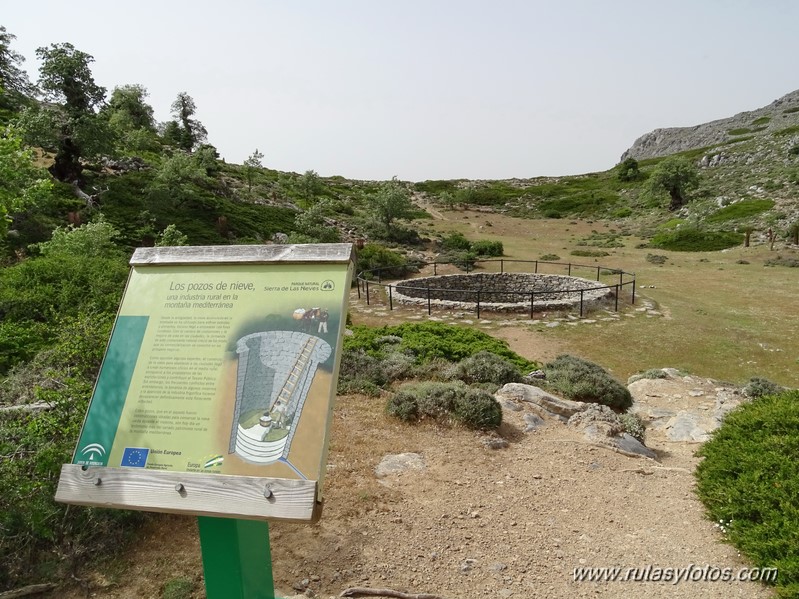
(121, 447), (150, 468)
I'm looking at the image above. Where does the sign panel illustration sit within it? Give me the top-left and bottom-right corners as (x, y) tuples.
(70, 245), (353, 487)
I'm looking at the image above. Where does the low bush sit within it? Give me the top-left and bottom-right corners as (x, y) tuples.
(619, 412), (646, 443)
(441, 232), (472, 251)
(0, 313), (146, 589)
(471, 240), (504, 257)
(544, 354), (632, 410)
(646, 254), (668, 264)
(695, 391), (799, 597)
(570, 249), (610, 258)
(337, 349), (387, 395)
(446, 351), (521, 386)
(765, 256), (799, 268)
(344, 322), (537, 372)
(743, 376), (784, 398)
(356, 243), (410, 279)
(705, 199), (774, 223)
(387, 381), (502, 430)
(539, 254), (561, 261)
(650, 228), (743, 252)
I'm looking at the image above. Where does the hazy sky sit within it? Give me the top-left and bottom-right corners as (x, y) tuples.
(4, 1), (799, 181)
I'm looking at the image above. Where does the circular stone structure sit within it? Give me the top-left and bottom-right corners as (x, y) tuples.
(391, 273), (615, 313)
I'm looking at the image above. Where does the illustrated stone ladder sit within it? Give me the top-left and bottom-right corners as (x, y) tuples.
(277, 337), (319, 456)
(271, 336), (318, 425)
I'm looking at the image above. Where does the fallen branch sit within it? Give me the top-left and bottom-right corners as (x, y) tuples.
(339, 588), (445, 599)
(0, 583), (57, 598)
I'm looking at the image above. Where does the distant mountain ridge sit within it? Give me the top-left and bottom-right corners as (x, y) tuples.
(621, 89), (799, 161)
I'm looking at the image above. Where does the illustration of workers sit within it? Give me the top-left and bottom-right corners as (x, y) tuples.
(318, 308), (329, 334)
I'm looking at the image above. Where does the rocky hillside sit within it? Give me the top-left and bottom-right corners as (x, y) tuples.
(621, 89), (799, 161)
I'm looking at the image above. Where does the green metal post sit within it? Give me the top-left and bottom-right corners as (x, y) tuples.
(198, 517), (276, 599)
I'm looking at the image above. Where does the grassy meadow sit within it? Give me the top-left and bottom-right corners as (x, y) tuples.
(391, 209), (799, 387)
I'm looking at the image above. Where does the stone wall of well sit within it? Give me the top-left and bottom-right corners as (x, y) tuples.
(391, 273), (614, 313)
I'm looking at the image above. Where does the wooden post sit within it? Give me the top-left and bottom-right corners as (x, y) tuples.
(596, 266), (600, 281)
(427, 286), (431, 315)
(476, 289), (481, 320)
(500, 259), (504, 274)
(615, 285), (619, 311)
(388, 285), (393, 310)
(365, 280), (370, 305)
(568, 263), (572, 276)
(535, 260), (538, 273)
(579, 289), (584, 318)
(530, 293), (534, 319)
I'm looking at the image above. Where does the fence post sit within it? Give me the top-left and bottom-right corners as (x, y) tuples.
(530, 292), (534, 319)
(365, 280), (370, 305)
(618, 270), (623, 288)
(356, 278), (361, 299)
(476, 289), (481, 320)
(579, 289), (584, 318)
(615, 285), (619, 311)
(568, 263), (572, 276)
(632, 281), (636, 304)
(388, 285), (393, 310)
(535, 260), (538, 273)
(596, 266), (600, 281)
(434, 262), (437, 276)
(427, 286), (431, 315)
(500, 259), (504, 274)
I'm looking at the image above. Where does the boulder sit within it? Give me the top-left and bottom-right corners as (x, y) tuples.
(496, 383), (587, 421)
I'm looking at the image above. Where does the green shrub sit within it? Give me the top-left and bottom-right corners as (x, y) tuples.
(646, 254), (667, 265)
(344, 322), (537, 371)
(453, 388), (503, 429)
(765, 256), (799, 268)
(570, 249), (610, 258)
(751, 116), (771, 126)
(705, 199), (774, 223)
(743, 377), (784, 399)
(544, 354), (632, 410)
(619, 412), (646, 443)
(651, 228), (743, 251)
(386, 392), (419, 421)
(695, 391), (799, 596)
(471, 240), (504, 257)
(447, 351), (521, 386)
(539, 254), (561, 261)
(0, 313), (146, 589)
(613, 207), (633, 218)
(387, 381), (502, 430)
(356, 243), (410, 279)
(774, 124), (799, 137)
(441, 232), (472, 251)
(337, 349), (388, 394)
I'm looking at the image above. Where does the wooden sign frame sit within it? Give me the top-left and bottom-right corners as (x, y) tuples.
(56, 244), (354, 522)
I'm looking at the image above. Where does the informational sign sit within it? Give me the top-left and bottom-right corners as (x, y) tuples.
(56, 244), (354, 521)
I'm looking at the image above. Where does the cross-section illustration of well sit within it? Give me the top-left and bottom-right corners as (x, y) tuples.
(230, 331), (332, 465)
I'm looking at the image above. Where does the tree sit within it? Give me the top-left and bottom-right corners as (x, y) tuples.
(647, 156), (700, 211)
(149, 151), (209, 205)
(102, 84), (158, 152)
(370, 176), (416, 235)
(17, 43), (112, 183)
(617, 157), (641, 182)
(0, 127), (53, 241)
(298, 169), (321, 203)
(290, 199), (340, 243)
(244, 148), (264, 192)
(0, 26), (34, 114)
(168, 92), (207, 151)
